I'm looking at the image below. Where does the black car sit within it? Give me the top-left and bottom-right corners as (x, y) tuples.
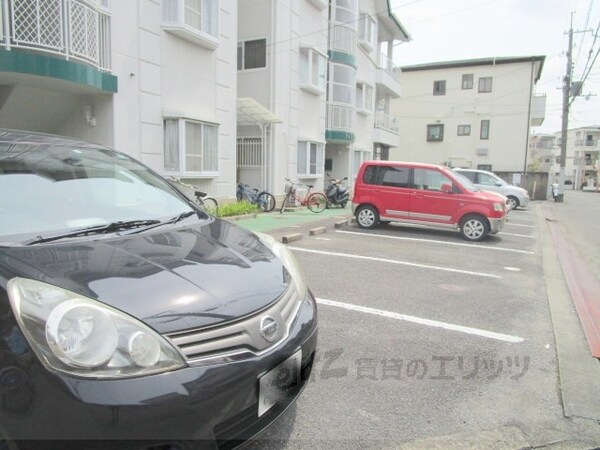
(0, 130), (318, 449)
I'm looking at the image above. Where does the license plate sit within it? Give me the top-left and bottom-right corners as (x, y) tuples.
(258, 350), (302, 417)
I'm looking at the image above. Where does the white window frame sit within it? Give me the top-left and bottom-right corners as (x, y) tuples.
(297, 141), (325, 178)
(358, 13), (377, 52)
(164, 118), (219, 177)
(238, 38), (267, 71)
(356, 81), (373, 115)
(299, 47), (327, 95)
(162, 0), (219, 50)
(329, 62), (355, 106)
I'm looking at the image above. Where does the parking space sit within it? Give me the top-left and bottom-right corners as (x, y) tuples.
(251, 206), (564, 448)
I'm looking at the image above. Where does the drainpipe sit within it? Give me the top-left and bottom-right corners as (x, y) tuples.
(524, 58), (535, 174)
(2, 0), (10, 50)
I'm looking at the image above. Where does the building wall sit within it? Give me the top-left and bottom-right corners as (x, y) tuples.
(104, 0), (237, 199)
(237, 0), (328, 193)
(390, 60), (537, 172)
(552, 127), (600, 187)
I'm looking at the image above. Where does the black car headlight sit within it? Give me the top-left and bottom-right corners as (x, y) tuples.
(7, 278), (186, 379)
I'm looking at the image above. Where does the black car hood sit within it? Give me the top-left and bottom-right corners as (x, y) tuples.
(0, 218), (289, 334)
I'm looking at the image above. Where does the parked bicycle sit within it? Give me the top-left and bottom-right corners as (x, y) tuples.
(279, 178), (327, 214)
(165, 176), (219, 215)
(236, 182), (276, 212)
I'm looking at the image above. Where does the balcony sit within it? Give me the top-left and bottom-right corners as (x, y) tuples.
(373, 110), (399, 148)
(326, 103), (354, 143)
(329, 25), (356, 67)
(375, 52), (402, 98)
(1, 0), (111, 72)
(530, 94), (546, 126)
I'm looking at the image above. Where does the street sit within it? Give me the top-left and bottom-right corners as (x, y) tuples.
(243, 192), (600, 449)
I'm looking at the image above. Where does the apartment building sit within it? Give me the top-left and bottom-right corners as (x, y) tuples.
(552, 126), (600, 188)
(0, 0), (410, 200)
(389, 56), (546, 172)
(528, 133), (557, 172)
(237, 0), (410, 194)
(0, 0), (238, 199)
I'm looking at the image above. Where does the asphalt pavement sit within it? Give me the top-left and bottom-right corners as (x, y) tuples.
(226, 192), (600, 449)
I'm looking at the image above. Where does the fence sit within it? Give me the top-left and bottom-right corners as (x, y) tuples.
(495, 171), (549, 201)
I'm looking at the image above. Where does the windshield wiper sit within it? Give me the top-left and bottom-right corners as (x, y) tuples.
(24, 219), (162, 245)
(123, 211), (197, 235)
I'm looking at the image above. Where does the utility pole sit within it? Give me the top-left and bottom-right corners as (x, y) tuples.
(556, 17), (574, 203)
(556, 14), (594, 202)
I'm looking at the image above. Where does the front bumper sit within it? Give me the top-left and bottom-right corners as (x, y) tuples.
(489, 215), (507, 234)
(518, 194), (530, 207)
(0, 294), (318, 448)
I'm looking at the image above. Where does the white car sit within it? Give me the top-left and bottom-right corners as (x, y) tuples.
(453, 168), (530, 210)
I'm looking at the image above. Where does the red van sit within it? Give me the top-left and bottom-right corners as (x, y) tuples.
(352, 161), (508, 241)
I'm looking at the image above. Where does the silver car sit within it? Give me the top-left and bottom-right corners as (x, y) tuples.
(453, 168), (530, 210)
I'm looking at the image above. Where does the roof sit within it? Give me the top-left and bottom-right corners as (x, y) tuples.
(401, 56), (546, 82)
(237, 98), (281, 126)
(362, 160), (446, 170)
(376, 0), (411, 42)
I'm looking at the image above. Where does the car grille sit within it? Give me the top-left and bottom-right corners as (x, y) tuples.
(164, 285), (302, 365)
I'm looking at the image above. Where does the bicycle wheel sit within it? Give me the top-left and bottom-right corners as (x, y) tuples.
(197, 197), (219, 216)
(257, 192), (276, 212)
(307, 193), (327, 213)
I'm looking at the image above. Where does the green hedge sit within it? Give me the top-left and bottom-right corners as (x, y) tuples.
(216, 200), (259, 218)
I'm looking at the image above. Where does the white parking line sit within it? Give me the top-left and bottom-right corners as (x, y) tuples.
(336, 230), (535, 255)
(505, 223), (536, 228)
(289, 247), (501, 279)
(316, 298), (525, 343)
(499, 232), (536, 239)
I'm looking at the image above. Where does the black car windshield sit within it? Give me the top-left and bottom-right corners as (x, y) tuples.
(0, 140), (197, 245)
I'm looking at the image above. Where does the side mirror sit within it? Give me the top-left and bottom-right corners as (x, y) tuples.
(343, 177), (348, 181)
(495, 181), (503, 187)
(441, 183), (453, 193)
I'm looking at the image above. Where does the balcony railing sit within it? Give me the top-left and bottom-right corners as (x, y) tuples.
(0, 0), (111, 71)
(329, 25), (356, 56)
(327, 103), (353, 132)
(374, 110), (399, 133)
(377, 52), (400, 82)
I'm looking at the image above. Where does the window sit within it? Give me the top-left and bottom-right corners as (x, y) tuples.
(462, 74), (473, 89)
(162, 0), (219, 48)
(362, 165), (409, 187)
(433, 80), (446, 96)
(356, 82), (373, 113)
(379, 166), (410, 188)
(299, 47), (327, 94)
(333, 0), (357, 23)
(477, 164), (492, 171)
(427, 124), (444, 142)
(480, 120), (490, 140)
(478, 172), (499, 186)
(458, 170), (476, 182)
(331, 63), (355, 105)
(297, 141), (324, 177)
(237, 39), (267, 70)
(457, 125), (471, 136)
(478, 77), (492, 93)
(413, 169), (453, 191)
(358, 13), (376, 51)
(164, 119), (218, 175)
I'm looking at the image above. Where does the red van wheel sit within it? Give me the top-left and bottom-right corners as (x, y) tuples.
(356, 205), (379, 229)
(459, 214), (489, 241)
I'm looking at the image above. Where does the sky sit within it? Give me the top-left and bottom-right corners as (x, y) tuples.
(389, 0), (600, 134)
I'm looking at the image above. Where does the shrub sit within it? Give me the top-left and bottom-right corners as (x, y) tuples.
(217, 200), (259, 218)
